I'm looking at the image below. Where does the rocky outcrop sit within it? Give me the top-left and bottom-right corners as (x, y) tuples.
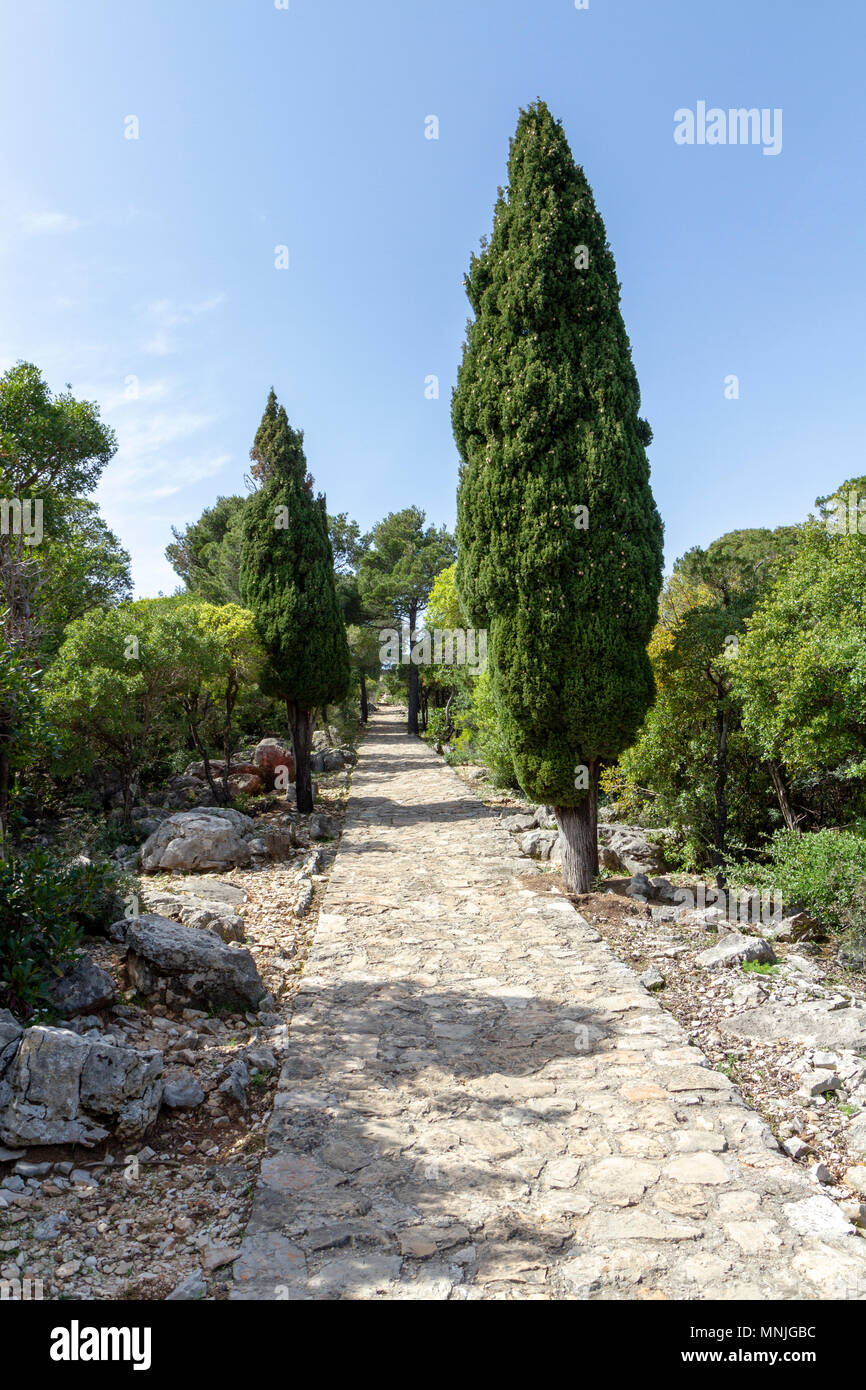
(720, 1000), (866, 1052)
(124, 915), (267, 1010)
(139, 874), (248, 943)
(309, 814), (339, 841)
(140, 808), (255, 873)
(0, 1024), (162, 1148)
(596, 823), (669, 875)
(177, 762), (264, 799)
(501, 812), (537, 832)
(696, 932), (777, 970)
(252, 739), (296, 791)
(255, 824), (298, 861)
(518, 829), (560, 862)
(142, 890), (245, 943)
(47, 959), (117, 1016)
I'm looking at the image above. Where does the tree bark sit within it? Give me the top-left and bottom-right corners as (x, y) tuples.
(555, 772), (599, 894)
(713, 706), (729, 888)
(768, 760), (800, 834)
(288, 701), (314, 813)
(359, 669), (368, 724)
(184, 699), (227, 807)
(121, 769), (134, 827)
(443, 691), (455, 741)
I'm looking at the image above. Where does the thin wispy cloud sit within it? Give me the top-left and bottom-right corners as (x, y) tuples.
(141, 292), (226, 355)
(100, 378), (170, 412)
(18, 210), (81, 235)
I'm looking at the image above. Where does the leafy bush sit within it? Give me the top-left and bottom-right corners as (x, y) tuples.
(0, 852), (120, 1017)
(451, 669), (517, 786)
(0, 850), (96, 1017)
(62, 858), (127, 931)
(727, 827), (866, 937)
(423, 707), (450, 747)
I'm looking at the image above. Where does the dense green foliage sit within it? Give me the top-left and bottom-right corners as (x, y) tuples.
(734, 520), (866, 817)
(0, 363), (120, 834)
(608, 528), (801, 873)
(728, 828), (866, 940)
(240, 391), (350, 810)
(166, 495), (246, 605)
(357, 506), (455, 734)
(452, 100), (663, 888)
(0, 852), (121, 1017)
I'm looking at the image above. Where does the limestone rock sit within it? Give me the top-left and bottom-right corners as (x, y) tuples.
(163, 1072), (206, 1110)
(846, 1115), (866, 1161)
(596, 824), (668, 875)
(257, 824), (298, 861)
(639, 966), (665, 992)
(0, 1026), (162, 1148)
(140, 808), (255, 873)
(696, 932), (777, 970)
(518, 830), (559, 861)
(626, 873), (653, 899)
(309, 814), (339, 841)
(720, 1001), (866, 1052)
(783, 1195), (854, 1239)
(501, 813), (537, 833)
(166, 1271), (207, 1301)
(0, 1011), (23, 1073)
(47, 959), (117, 1018)
(125, 915), (266, 1010)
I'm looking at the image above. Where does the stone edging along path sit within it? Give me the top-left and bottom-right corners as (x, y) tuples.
(232, 710), (866, 1300)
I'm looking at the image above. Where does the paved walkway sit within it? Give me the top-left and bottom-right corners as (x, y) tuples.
(233, 710), (866, 1300)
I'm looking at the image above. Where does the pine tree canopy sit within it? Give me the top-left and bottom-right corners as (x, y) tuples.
(453, 100), (664, 806)
(239, 390), (350, 711)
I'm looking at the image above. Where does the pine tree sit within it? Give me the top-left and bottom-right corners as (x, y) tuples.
(239, 390), (350, 812)
(357, 507), (455, 735)
(453, 101), (664, 892)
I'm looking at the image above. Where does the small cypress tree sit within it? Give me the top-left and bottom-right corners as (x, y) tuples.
(453, 101), (664, 892)
(240, 390), (350, 812)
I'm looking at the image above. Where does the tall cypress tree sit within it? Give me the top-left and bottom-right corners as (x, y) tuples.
(240, 390), (350, 812)
(453, 101), (664, 892)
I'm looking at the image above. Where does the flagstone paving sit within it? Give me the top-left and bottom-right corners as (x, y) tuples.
(232, 710), (866, 1300)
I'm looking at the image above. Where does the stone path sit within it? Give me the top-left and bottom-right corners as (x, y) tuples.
(232, 710), (866, 1300)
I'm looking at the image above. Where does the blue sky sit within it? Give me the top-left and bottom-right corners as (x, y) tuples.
(1, 0), (863, 595)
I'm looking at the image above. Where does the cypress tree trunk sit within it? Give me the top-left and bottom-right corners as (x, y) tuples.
(288, 701), (314, 813)
(359, 670), (368, 723)
(555, 770), (598, 894)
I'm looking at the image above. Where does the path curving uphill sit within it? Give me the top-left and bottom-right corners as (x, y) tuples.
(232, 709), (866, 1300)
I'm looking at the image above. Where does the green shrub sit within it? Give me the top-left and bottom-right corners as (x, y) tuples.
(0, 853), (122, 1018)
(451, 669), (517, 786)
(728, 827), (866, 937)
(422, 708), (450, 747)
